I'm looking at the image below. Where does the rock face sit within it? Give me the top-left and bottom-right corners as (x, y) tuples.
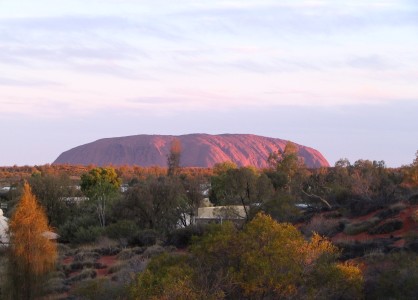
(53, 134), (329, 168)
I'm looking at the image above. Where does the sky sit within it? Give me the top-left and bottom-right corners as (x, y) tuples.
(1, 0), (417, 167)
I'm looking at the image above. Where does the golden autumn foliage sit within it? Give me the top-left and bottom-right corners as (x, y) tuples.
(6, 182), (57, 299)
(131, 213), (364, 300)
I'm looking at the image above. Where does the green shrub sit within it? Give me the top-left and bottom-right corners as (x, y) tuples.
(58, 215), (98, 243)
(302, 215), (343, 237)
(344, 218), (380, 235)
(71, 277), (128, 300)
(368, 220), (403, 235)
(143, 245), (166, 259)
(364, 252), (418, 299)
(105, 220), (139, 246)
(116, 249), (136, 261)
(166, 224), (208, 248)
(74, 251), (100, 262)
(44, 277), (69, 294)
(107, 262), (126, 274)
(67, 268), (97, 283)
(73, 226), (104, 244)
(130, 229), (159, 247)
(375, 207), (400, 219)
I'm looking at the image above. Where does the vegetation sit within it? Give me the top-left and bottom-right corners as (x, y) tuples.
(130, 213), (363, 299)
(5, 182), (57, 299)
(1, 145), (418, 298)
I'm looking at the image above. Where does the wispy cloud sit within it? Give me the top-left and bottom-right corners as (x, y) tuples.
(0, 77), (62, 87)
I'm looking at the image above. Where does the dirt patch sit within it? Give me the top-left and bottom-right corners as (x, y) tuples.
(95, 255), (118, 277)
(62, 256), (74, 265)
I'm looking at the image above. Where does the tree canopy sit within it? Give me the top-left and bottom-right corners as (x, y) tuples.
(7, 182), (57, 299)
(131, 213), (363, 299)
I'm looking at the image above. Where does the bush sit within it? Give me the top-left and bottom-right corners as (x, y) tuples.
(368, 220), (403, 235)
(130, 229), (158, 247)
(67, 268), (97, 283)
(58, 215), (98, 243)
(411, 209), (418, 223)
(107, 262), (126, 275)
(302, 215), (343, 237)
(71, 278), (128, 300)
(166, 224), (208, 248)
(105, 220), (140, 246)
(116, 249), (136, 261)
(74, 251), (100, 262)
(143, 245), (166, 259)
(344, 218), (380, 235)
(375, 207), (400, 219)
(44, 277), (69, 294)
(364, 252), (418, 299)
(71, 226), (104, 245)
(111, 256), (147, 284)
(336, 239), (392, 260)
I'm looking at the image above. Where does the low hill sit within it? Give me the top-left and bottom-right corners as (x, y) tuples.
(53, 134), (329, 168)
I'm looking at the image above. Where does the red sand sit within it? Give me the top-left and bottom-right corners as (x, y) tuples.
(96, 255), (118, 277)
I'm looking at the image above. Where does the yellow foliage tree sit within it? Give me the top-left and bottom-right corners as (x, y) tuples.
(131, 213), (364, 299)
(6, 182), (57, 299)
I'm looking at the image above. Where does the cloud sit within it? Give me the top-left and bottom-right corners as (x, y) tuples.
(0, 77), (62, 87)
(347, 55), (395, 70)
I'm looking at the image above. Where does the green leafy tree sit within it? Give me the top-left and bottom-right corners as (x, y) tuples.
(29, 173), (78, 228)
(80, 167), (121, 227)
(210, 166), (273, 220)
(268, 141), (307, 194)
(120, 176), (186, 232)
(6, 182), (57, 299)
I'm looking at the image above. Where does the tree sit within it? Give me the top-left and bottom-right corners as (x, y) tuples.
(132, 213), (364, 299)
(210, 167), (273, 221)
(268, 141), (307, 194)
(6, 182), (57, 299)
(167, 139), (182, 177)
(80, 167), (121, 227)
(406, 150), (418, 186)
(120, 176), (186, 232)
(29, 173), (78, 228)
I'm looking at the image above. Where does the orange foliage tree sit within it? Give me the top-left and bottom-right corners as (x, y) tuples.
(6, 182), (57, 299)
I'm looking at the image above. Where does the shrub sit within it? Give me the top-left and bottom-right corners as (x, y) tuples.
(364, 252), (418, 299)
(302, 215), (343, 237)
(411, 209), (418, 223)
(111, 256), (147, 284)
(107, 262), (126, 275)
(408, 194), (418, 204)
(344, 218), (380, 235)
(130, 229), (158, 247)
(166, 224), (208, 248)
(375, 207), (400, 219)
(67, 268), (97, 283)
(71, 278), (128, 300)
(74, 251), (100, 262)
(143, 245), (166, 259)
(368, 220), (403, 235)
(73, 226), (104, 244)
(116, 249), (136, 261)
(44, 277), (69, 294)
(106, 220), (140, 246)
(58, 215), (99, 243)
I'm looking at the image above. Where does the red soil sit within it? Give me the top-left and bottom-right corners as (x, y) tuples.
(96, 255), (118, 277)
(62, 256), (74, 265)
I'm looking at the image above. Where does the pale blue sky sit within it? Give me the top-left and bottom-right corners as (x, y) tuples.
(1, 0), (417, 167)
